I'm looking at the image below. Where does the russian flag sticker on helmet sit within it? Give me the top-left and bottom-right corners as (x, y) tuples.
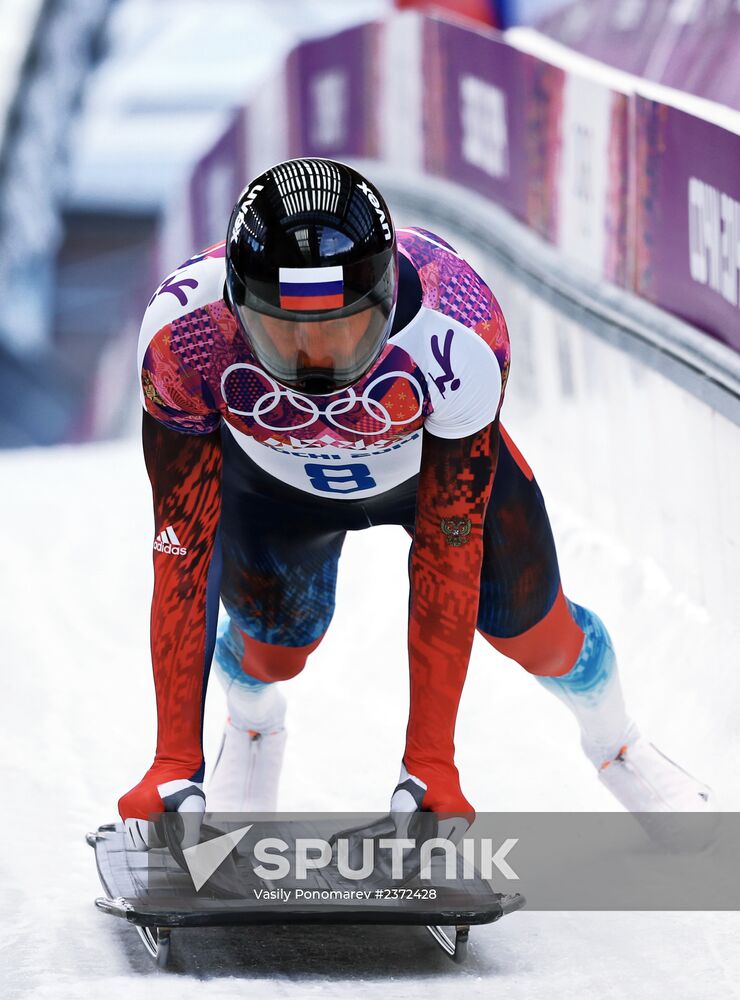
(278, 266), (344, 311)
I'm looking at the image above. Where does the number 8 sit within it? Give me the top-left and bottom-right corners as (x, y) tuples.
(304, 463), (377, 494)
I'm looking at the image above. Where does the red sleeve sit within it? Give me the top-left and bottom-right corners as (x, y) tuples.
(118, 412), (222, 821)
(404, 418), (500, 813)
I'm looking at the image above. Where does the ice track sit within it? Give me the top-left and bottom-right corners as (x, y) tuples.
(2, 438), (739, 999)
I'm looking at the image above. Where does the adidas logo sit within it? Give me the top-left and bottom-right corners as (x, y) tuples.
(154, 525), (188, 556)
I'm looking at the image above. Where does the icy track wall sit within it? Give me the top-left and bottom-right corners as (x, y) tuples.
(150, 12), (740, 628)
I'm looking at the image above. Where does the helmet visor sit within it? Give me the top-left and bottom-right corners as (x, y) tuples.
(236, 301), (393, 395)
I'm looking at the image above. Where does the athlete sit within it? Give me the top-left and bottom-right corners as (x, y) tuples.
(118, 158), (715, 847)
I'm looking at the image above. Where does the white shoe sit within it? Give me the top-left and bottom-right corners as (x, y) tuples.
(597, 736), (719, 849)
(207, 683), (287, 813)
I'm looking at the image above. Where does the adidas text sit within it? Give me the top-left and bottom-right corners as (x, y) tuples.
(154, 526), (187, 556)
(153, 539), (188, 556)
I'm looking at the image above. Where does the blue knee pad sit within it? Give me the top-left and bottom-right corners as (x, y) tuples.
(536, 600), (616, 701)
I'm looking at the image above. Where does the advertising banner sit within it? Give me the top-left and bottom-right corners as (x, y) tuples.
(378, 12), (425, 173)
(423, 17), (559, 231)
(634, 97), (740, 353)
(189, 111), (248, 251)
(554, 72), (630, 285)
(175, 13), (738, 356)
(537, 0), (740, 109)
(521, 54), (564, 242)
(536, 0), (672, 76)
(698, 5), (740, 111)
(244, 64), (291, 179)
(657, 1), (740, 111)
(286, 23), (381, 161)
(423, 17), (629, 279)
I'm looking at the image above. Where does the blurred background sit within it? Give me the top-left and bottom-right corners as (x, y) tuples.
(0, 0), (397, 445)
(0, 0), (737, 445)
(2, 1), (740, 991)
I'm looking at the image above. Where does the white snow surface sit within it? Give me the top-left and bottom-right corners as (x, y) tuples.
(6, 0), (740, 989)
(2, 430), (739, 998)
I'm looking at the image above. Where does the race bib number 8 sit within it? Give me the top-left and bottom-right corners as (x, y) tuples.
(304, 463), (377, 494)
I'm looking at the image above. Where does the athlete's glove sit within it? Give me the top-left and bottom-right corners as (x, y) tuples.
(329, 762), (473, 886)
(392, 760), (475, 817)
(118, 761), (205, 852)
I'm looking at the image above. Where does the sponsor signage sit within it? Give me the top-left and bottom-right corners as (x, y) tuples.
(423, 18), (532, 223)
(634, 97), (740, 352)
(189, 112), (247, 251)
(286, 23), (381, 160)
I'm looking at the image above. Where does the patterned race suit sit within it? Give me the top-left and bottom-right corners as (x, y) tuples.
(118, 228), (585, 822)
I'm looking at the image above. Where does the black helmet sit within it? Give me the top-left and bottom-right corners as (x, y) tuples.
(225, 157), (398, 396)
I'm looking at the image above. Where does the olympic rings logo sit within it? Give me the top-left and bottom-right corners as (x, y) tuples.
(221, 363), (425, 435)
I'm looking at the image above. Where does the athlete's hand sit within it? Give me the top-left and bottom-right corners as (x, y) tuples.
(118, 762), (205, 852)
(392, 761), (475, 818)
